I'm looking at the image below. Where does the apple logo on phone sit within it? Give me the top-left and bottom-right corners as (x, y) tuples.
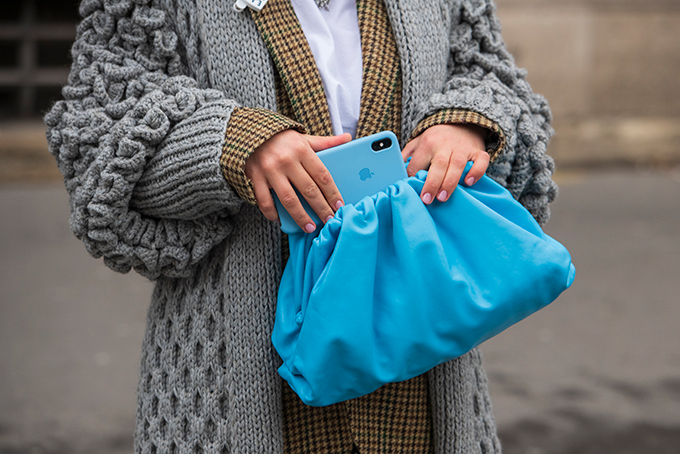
(359, 168), (375, 181)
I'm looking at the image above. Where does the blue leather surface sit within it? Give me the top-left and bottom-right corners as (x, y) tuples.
(273, 167), (575, 407)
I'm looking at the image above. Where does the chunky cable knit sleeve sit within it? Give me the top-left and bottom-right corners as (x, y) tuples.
(44, 0), (245, 279)
(420, 0), (557, 225)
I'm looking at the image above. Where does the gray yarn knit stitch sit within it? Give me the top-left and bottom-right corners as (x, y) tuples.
(45, 0), (556, 453)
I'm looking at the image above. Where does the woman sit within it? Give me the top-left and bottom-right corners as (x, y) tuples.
(45, 0), (556, 452)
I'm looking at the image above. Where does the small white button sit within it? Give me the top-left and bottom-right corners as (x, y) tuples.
(233, 0), (268, 12)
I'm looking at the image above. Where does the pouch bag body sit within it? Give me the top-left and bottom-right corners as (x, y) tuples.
(273, 170), (575, 407)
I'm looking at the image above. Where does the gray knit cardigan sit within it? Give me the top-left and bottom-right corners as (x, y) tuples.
(45, 0), (556, 453)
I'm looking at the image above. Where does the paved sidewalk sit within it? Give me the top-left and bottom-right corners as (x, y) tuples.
(482, 168), (680, 454)
(1, 167), (679, 453)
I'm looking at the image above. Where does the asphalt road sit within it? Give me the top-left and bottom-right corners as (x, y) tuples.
(1, 167), (679, 454)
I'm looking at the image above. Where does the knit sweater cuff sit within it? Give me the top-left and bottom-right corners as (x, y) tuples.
(130, 100), (244, 220)
(221, 107), (306, 204)
(409, 109), (506, 162)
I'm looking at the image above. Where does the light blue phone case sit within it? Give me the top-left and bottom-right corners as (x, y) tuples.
(273, 131), (407, 234)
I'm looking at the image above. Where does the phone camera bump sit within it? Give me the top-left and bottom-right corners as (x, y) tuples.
(371, 137), (392, 152)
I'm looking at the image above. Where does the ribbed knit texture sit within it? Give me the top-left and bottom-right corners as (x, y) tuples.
(385, 0), (557, 224)
(44, 0), (556, 453)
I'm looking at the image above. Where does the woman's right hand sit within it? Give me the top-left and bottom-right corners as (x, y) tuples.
(245, 130), (351, 233)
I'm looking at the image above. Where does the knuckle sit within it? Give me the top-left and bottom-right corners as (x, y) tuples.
(451, 156), (467, 168)
(259, 198), (275, 213)
(327, 190), (341, 203)
(432, 154), (450, 167)
(294, 213), (310, 225)
(257, 151), (280, 169)
(420, 134), (437, 149)
(258, 157), (276, 172)
(277, 153), (296, 169)
(279, 192), (299, 208)
(301, 182), (319, 199)
(316, 168), (332, 186)
(290, 137), (308, 155)
(442, 176), (458, 190)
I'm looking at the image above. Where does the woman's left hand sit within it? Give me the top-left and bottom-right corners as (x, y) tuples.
(402, 123), (489, 204)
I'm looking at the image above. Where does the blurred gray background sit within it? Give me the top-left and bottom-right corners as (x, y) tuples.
(1, 0), (679, 453)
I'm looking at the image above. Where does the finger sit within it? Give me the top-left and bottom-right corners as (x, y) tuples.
(440, 152), (469, 198)
(405, 145), (432, 178)
(269, 175), (318, 233)
(401, 136), (419, 162)
(251, 176), (279, 221)
(420, 152), (450, 205)
(290, 166), (337, 225)
(302, 153), (344, 214)
(436, 157), (468, 202)
(462, 151), (490, 186)
(306, 133), (352, 152)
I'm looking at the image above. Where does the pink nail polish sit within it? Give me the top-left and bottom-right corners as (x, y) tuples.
(466, 176), (475, 186)
(325, 215), (333, 223)
(422, 193), (432, 204)
(335, 200), (344, 210)
(437, 191), (447, 202)
(304, 223), (316, 233)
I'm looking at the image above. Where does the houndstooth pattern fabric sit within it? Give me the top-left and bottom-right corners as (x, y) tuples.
(354, 0), (402, 139)
(345, 380), (433, 454)
(251, 0), (334, 137)
(221, 107), (306, 204)
(45, 0), (558, 452)
(248, 0), (434, 451)
(411, 109), (506, 161)
(282, 384), (355, 454)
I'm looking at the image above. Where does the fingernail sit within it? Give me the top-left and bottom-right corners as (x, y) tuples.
(304, 223), (316, 233)
(422, 193), (432, 204)
(325, 215), (333, 223)
(437, 191), (447, 202)
(335, 200), (344, 210)
(466, 176), (475, 186)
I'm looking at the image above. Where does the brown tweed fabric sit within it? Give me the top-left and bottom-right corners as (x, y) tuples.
(342, 3), (430, 453)
(410, 109), (506, 162)
(282, 383), (355, 454)
(259, 1), (432, 453)
(221, 107), (306, 203)
(346, 381), (433, 454)
(274, 69), (297, 122)
(217, 2), (504, 453)
(250, 0), (334, 137)
(355, 0), (402, 139)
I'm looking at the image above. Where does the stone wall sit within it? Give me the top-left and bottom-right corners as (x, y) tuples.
(495, 0), (680, 167)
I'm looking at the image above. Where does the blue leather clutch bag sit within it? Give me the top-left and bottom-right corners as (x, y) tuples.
(273, 167), (575, 407)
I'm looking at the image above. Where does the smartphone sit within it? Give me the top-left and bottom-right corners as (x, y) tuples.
(273, 131), (407, 234)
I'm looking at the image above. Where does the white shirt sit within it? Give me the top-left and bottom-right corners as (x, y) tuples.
(290, 0), (363, 138)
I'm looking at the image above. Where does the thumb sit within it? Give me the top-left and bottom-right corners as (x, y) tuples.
(306, 133), (352, 152)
